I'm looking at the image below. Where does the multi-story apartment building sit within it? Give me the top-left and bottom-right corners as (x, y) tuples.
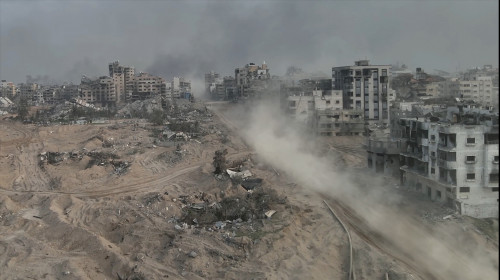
(437, 78), (460, 98)
(171, 77), (191, 99)
(129, 72), (167, 102)
(109, 61), (135, 104)
(332, 60), (391, 124)
(459, 76), (497, 109)
(62, 84), (79, 101)
(79, 76), (117, 107)
(223, 76), (236, 100)
(17, 83), (40, 104)
(235, 62), (271, 98)
(284, 88), (364, 136)
(205, 71), (226, 100)
(398, 108), (498, 218)
(0, 80), (16, 98)
(41, 86), (64, 105)
(205, 71), (220, 97)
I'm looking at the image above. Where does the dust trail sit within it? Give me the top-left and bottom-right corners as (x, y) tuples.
(221, 100), (498, 280)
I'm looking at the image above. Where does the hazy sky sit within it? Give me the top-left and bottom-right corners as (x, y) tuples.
(0, 0), (498, 85)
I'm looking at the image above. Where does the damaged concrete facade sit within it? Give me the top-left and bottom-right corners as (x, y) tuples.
(79, 76), (117, 107)
(79, 62), (169, 107)
(332, 60), (391, 124)
(109, 61), (135, 104)
(365, 134), (401, 177)
(398, 108), (499, 218)
(283, 82), (364, 136)
(171, 77), (191, 99)
(235, 62), (271, 99)
(129, 72), (167, 102)
(0, 80), (16, 98)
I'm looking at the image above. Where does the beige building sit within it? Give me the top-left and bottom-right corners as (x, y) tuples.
(129, 72), (167, 101)
(79, 76), (117, 107)
(109, 61), (135, 104)
(0, 80), (16, 98)
(459, 76), (496, 107)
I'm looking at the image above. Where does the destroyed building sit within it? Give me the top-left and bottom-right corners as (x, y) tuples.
(129, 72), (168, 102)
(79, 76), (118, 107)
(79, 62), (169, 107)
(332, 60), (391, 125)
(109, 61), (135, 104)
(397, 107), (499, 218)
(235, 62), (272, 99)
(365, 128), (401, 177)
(282, 78), (364, 136)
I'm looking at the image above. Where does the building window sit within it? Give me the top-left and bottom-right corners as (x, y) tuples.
(326, 100), (331, 105)
(490, 173), (499, 183)
(466, 173), (475, 180)
(466, 137), (475, 144)
(431, 151), (436, 157)
(459, 187), (470, 193)
(492, 188), (499, 192)
(466, 156), (475, 163)
(494, 156), (499, 163)
(430, 135), (436, 142)
(335, 100), (340, 104)
(431, 168), (435, 174)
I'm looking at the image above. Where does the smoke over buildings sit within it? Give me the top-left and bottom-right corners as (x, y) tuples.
(1, 1), (498, 83)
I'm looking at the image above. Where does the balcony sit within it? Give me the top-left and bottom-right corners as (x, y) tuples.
(437, 145), (456, 152)
(437, 159), (458, 169)
(401, 151), (428, 162)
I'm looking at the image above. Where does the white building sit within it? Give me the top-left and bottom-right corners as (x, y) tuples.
(399, 108), (498, 218)
(459, 76), (496, 108)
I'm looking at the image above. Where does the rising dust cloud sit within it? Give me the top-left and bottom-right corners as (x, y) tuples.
(217, 99), (499, 280)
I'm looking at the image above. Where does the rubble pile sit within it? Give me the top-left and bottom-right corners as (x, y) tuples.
(119, 98), (162, 118)
(39, 149), (130, 175)
(179, 188), (287, 231)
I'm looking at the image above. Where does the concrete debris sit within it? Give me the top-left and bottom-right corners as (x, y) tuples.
(188, 251), (198, 258)
(226, 169), (252, 179)
(215, 221), (226, 229)
(264, 210), (276, 219)
(241, 178), (263, 191)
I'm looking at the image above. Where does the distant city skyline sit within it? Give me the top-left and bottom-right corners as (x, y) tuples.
(1, 0), (498, 84)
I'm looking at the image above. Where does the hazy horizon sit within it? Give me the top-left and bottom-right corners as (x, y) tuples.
(1, 0), (498, 85)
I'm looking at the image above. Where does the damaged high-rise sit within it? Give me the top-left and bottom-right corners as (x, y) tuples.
(332, 60), (391, 125)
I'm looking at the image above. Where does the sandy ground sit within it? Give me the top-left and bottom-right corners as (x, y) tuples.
(0, 102), (498, 280)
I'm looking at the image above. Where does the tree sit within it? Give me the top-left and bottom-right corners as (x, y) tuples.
(17, 97), (30, 120)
